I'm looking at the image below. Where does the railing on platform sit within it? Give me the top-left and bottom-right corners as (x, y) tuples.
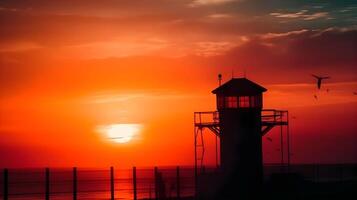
(194, 109), (289, 128)
(194, 111), (219, 128)
(261, 109), (289, 126)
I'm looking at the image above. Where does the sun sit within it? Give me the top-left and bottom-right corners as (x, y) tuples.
(104, 124), (141, 144)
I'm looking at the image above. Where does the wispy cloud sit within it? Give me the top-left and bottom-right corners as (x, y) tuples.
(270, 10), (330, 21)
(62, 37), (169, 58)
(189, 0), (237, 7)
(194, 41), (236, 56)
(304, 12), (329, 20)
(0, 41), (43, 52)
(0, 7), (18, 12)
(261, 29), (309, 39)
(85, 91), (199, 104)
(207, 13), (232, 19)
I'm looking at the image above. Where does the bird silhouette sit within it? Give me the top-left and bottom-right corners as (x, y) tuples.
(312, 74), (330, 90)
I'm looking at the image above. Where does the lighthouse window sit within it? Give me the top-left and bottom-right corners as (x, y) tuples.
(239, 96), (250, 108)
(217, 96), (224, 109)
(225, 96), (238, 108)
(249, 95), (262, 107)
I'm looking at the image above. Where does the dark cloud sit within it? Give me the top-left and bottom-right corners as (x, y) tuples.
(1, 0), (356, 48)
(208, 27), (357, 82)
(284, 28), (357, 68)
(0, 0), (192, 15)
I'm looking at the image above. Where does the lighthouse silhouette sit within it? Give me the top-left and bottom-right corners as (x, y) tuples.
(195, 77), (289, 199)
(212, 78), (266, 199)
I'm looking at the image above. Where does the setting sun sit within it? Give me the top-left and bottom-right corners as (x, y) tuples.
(100, 124), (142, 144)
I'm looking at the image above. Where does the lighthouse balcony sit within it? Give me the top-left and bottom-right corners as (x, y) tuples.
(261, 109), (289, 135)
(194, 109), (289, 136)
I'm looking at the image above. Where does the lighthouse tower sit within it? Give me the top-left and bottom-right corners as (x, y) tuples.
(212, 78), (267, 198)
(194, 77), (289, 199)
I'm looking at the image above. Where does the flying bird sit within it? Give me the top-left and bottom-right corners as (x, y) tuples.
(312, 74), (330, 90)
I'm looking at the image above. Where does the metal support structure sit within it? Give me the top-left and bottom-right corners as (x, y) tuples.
(133, 167), (137, 200)
(3, 168), (8, 200)
(46, 168), (50, 200)
(176, 166), (180, 199)
(193, 121), (198, 199)
(194, 109), (290, 174)
(215, 135), (218, 168)
(110, 166), (115, 200)
(287, 112), (291, 169)
(194, 112), (220, 174)
(195, 128), (205, 171)
(261, 125), (274, 136)
(73, 167), (77, 200)
(280, 124), (284, 167)
(197, 113), (205, 170)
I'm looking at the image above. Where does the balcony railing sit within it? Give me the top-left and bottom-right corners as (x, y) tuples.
(194, 109), (288, 130)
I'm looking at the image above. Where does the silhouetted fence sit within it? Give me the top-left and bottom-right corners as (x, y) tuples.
(1, 164), (356, 199)
(1, 166), (195, 200)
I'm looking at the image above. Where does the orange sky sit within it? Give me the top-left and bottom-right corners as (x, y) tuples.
(0, 0), (357, 168)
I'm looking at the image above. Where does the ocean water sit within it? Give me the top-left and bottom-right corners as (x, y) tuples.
(1, 164), (356, 199)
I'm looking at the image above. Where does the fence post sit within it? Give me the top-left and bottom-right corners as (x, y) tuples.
(46, 168), (50, 200)
(3, 168), (8, 200)
(154, 166), (158, 200)
(110, 167), (115, 200)
(176, 166), (180, 199)
(73, 167), (77, 200)
(133, 167), (137, 200)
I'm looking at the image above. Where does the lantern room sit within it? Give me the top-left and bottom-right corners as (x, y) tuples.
(212, 78), (267, 110)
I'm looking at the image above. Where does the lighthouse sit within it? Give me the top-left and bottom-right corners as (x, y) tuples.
(212, 78), (266, 198)
(194, 77), (289, 199)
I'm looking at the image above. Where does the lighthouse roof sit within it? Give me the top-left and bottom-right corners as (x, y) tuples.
(212, 78), (267, 95)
